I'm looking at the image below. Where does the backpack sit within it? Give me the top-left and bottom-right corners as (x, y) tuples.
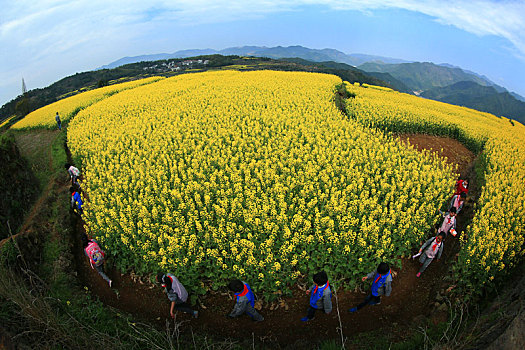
(86, 241), (104, 267)
(91, 249), (104, 266)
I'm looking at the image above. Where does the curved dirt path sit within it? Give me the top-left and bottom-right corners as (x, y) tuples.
(71, 134), (477, 347)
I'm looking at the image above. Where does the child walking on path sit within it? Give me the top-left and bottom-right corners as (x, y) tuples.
(349, 262), (392, 312)
(454, 179), (469, 196)
(437, 207), (457, 237)
(449, 192), (466, 214)
(65, 163), (80, 185)
(70, 186), (83, 215)
(82, 235), (112, 287)
(416, 232), (445, 277)
(55, 112), (61, 130)
(156, 272), (198, 319)
(301, 271), (332, 322)
(227, 279), (264, 321)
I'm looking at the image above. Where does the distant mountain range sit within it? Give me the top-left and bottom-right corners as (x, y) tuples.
(421, 81), (525, 123)
(357, 61), (496, 92)
(98, 45), (410, 70)
(357, 61), (525, 123)
(0, 55), (399, 124)
(281, 58), (412, 94)
(98, 45), (525, 123)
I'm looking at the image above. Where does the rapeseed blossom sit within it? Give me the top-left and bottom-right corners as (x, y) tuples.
(346, 83), (525, 294)
(67, 71), (456, 296)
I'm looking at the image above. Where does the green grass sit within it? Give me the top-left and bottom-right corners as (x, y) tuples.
(12, 129), (59, 189)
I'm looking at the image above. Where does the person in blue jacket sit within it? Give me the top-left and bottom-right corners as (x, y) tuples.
(349, 262), (392, 312)
(70, 185), (83, 215)
(55, 112), (61, 130)
(301, 270), (332, 322)
(227, 279), (264, 321)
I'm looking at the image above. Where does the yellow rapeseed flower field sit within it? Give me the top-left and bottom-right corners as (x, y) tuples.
(345, 83), (525, 295)
(12, 77), (164, 130)
(68, 70), (454, 297)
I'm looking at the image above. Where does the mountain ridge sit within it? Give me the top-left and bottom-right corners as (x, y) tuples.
(97, 45), (411, 70)
(421, 81), (525, 124)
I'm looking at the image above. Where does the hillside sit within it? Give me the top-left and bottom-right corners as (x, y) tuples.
(280, 58), (412, 93)
(421, 81), (525, 124)
(358, 61), (492, 91)
(0, 133), (39, 239)
(2, 70), (525, 349)
(358, 61), (525, 123)
(0, 55), (395, 125)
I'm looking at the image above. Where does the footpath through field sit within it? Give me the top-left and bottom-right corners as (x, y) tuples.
(70, 134), (477, 346)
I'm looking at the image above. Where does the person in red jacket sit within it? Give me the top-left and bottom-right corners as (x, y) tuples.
(454, 179), (468, 196)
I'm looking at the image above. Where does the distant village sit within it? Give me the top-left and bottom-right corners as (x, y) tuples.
(142, 59), (210, 72)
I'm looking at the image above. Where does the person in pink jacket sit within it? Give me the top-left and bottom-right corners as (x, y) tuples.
(438, 207), (457, 237)
(82, 234), (112, 287)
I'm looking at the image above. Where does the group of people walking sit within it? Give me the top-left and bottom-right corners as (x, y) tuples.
(66, 159), (469, 323)
(414, 179), (468, 278)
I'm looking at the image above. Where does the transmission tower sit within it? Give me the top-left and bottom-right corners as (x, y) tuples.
(22, 78), (27, 95)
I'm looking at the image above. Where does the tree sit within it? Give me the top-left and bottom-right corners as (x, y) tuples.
(15, 98), (30, 116)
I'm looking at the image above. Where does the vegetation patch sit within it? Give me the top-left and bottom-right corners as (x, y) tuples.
(0, 132), (39, 239)
(68, 70), (454, 298)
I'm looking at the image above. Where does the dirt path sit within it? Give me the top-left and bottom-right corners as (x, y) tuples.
(70, 134), (477, 347)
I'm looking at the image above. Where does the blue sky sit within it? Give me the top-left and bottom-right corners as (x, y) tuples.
(1, 0), (525, 106)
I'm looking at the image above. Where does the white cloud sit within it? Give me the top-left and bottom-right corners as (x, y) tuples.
(1, 0), (524, 105)
(3, 1), (523, 55)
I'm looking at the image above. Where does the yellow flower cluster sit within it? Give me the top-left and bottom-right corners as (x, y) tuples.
(345, 83), (525, 293)
(12, 77), (164, 130)
(67, 71), (453, 295)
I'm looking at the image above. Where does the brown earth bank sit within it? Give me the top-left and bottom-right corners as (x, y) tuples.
(70, 134), (477, 347)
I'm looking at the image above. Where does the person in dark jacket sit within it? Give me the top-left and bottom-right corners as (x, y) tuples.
(301, 271), (332, 322)
(349, 262), (392, 312)
(55, 112), (61, 130)
(227, 279), (263, 321)
(156, 272), (198, 318)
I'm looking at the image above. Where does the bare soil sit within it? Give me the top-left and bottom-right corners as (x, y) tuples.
(397, 134), (475, 177)
(69, 134), (477, 347)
